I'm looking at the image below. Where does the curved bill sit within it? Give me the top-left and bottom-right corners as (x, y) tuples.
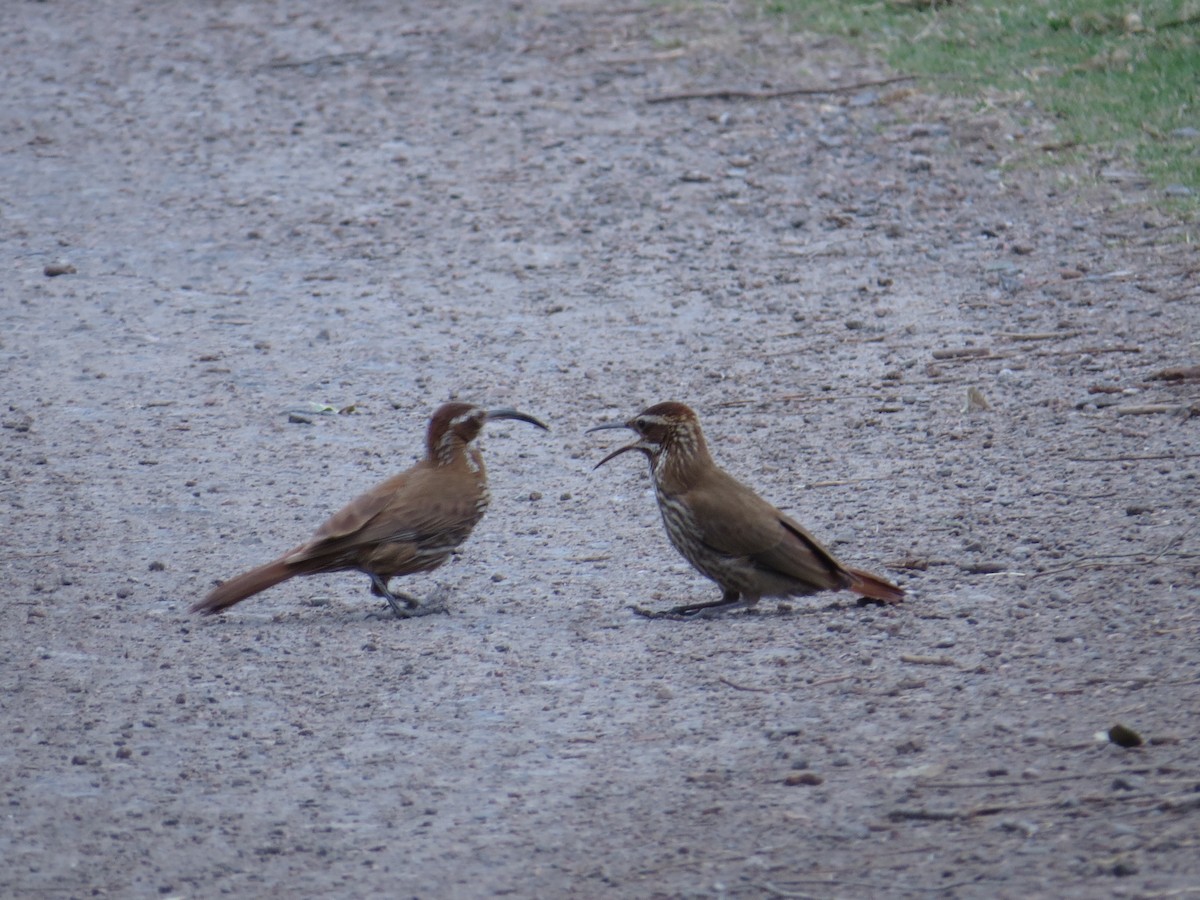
(584, 421), (632, 434)
(593, 442), (643, 469)
(487, 408), (549, 431)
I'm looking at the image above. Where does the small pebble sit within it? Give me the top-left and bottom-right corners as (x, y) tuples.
(1107, 723), (1143, 748)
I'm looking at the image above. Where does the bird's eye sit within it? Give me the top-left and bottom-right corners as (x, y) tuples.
(634, 417), (649, 431)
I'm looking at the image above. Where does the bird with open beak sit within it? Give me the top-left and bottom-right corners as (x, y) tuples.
(590, 401), (903, 617)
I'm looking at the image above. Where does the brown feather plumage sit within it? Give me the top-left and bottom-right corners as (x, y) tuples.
(591, 402), (903, 616)
(194, 559), (298, 614)
(193, 402), (547, 618)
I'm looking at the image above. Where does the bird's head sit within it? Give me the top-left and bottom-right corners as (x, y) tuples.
(588, 401), (707, 473)
(427, 402), (548, 464)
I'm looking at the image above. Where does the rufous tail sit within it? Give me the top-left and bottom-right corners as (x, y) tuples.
(192, 558), (296, 615)
(845, 567), (905, 604)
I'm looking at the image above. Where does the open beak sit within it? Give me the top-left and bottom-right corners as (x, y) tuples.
(586, 420), (643, 469)
(592, 442), (644, 469)
(487, 408), (549, 431)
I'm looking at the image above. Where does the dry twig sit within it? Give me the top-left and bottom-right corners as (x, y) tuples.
(1032, 345), (1141, 357)
(921, 767), (1155, 789)
(900, 654), (959, 667)
(808, 674), (856, 687)
(1116, 402), (1199, 417)
(718, 394), (883, 408)
(1031, 523), (1197, 578)
(1067, 452), (1200, 462)
(932, 347), (992, 359)
(998, 331), (1081, 341)
(717, 676), (771, 693)
(646, 74), (916, 104)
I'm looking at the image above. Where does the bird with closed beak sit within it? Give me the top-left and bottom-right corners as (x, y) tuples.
(589, 401), (903, 617)
(193, 402), (548, 618)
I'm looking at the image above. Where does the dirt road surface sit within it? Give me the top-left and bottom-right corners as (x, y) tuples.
(3, 1), (1198, 896)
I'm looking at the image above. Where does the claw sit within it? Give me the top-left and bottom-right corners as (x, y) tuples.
(627, 604), (695, 621)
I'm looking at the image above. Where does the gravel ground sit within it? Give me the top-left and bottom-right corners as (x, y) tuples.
(3, 1), (1199, 897)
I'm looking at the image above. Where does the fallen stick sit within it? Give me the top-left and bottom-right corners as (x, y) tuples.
(900, 654), (958, 667)
(1067, 452), (1200, 462)
(932, 347), (992, 359)
(921, 767), (1155, 789)
(1116, 403), (1198, 416)
(808, 674), (856, 687)
(646, 74), (917, 104)
(998, 331), (1081, 341)
(1148, 365), (1200, 381)
(718, 394), (882, 407)
(1032, 523), (1197, 577)
(1032, 345), (1141, 356)
(717, 676), (772, 693)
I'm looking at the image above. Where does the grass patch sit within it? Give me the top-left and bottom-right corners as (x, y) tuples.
(764, 0), (1200, 212)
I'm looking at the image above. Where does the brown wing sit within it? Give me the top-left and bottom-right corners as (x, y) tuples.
(683, 468), (847, 591)
(285, 463), (485, 567)
(306, 470), (414, 546)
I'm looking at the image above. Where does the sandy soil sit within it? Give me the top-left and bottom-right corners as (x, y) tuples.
(3, 1), (1199, 897)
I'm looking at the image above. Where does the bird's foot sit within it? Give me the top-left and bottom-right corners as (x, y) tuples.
(628, 588), (764, 619)
(383, 592), (450, 619)
(389, 601), (449, 619)
(856, 595), (900, 607)
(370, 579), (452, 619)
(627, 604), (695, 620)
(373, 585), (437, 619)
(627, 603), (744, 620)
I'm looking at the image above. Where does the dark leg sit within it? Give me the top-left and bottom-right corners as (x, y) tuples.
(630, 589), (749, 619)
(368, 574), (443, 619)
